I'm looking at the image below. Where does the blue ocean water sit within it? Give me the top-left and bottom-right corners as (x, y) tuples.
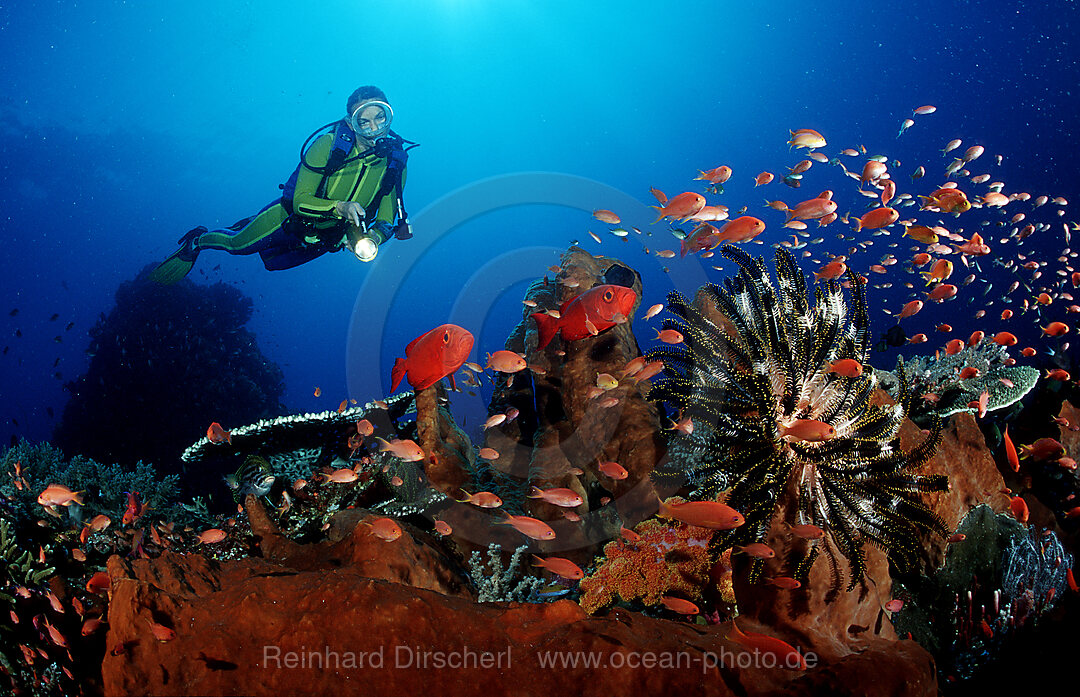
(0, 0), (1077, 449)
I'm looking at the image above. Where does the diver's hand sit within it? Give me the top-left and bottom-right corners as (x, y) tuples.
(333, 201), (365, 227)
(353, 236), (378, 263)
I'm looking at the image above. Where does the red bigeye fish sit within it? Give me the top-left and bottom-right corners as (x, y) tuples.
(390, 324), (474, 393)
(531, 285), (638, 350)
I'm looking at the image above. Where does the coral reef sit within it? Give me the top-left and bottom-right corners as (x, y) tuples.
(878, 341), (1039, 423)
(443, 247), (664, 565)
(892, 505), (1072, 684)
(54, 272), (286, 477)
(647, 245), (948, 589)
(100, 498), (939, 697)
(578, 517), (722, 615)
(1, 440), (182, 529)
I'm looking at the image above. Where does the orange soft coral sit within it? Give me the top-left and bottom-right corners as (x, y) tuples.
(579, 519), (716, 615)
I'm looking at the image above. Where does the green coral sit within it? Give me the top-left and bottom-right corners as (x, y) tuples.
(879, 342), (1039, 423)
(0, 517), (54, 595)
(0, 439), (182, 528)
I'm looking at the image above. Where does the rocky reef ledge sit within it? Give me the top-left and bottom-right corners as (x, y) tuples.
(102, 497), (936, 697)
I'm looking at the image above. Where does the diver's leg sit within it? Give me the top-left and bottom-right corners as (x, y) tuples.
(196, 202), (290, 256)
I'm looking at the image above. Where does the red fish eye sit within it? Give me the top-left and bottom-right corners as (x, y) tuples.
(604, 290), (613, 302)
(443, 331), (450, 343)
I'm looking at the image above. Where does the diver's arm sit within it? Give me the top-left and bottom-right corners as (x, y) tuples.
(291, 134), (343, 219)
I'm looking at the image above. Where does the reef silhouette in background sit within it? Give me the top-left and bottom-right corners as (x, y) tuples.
(53, 268), (286, 479)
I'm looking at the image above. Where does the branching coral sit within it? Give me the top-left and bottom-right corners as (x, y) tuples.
(646, 245), (948, 589)
(467, 543), (543, 602)
(579, 518), (715, 615)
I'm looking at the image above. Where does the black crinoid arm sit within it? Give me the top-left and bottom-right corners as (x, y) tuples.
(646, 244), (948, 591)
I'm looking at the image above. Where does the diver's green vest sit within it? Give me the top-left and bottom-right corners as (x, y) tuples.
(291, 133), (406, 245)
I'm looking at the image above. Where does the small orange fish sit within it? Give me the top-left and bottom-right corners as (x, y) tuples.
(1042, 322), (1070, 337)
(826, 359), (863, 378)
(658, 497), (744, 530)
(206, 422), (231, 444)
(729, 621), (806, 670)
(853, 207), (898, 232)
(368, 517), (402, 542)
(1009, 496), (1029, 525)
(43, 618), (67, 648)
(598, 461), (629, 479)
(497, 513), (556, 540)
(884, 599), (904, 613)
(324, 468), (359, 483)
(81, 617), (105, 636)
(146, 618), (176, 642)
(993, 331), (1018, 346)
(651, 191), (707, 223)
(896, 300), (924, 320)
(926, 284), (958, 302)
(659, 596), (700, 615)
(85, 570), (110, 594)
(528, 486), (583, 508)
(736, 542), (775, 559)
(37, 483), (84, 507)
(656, 328), (684, 344)
(456, 490), (503, 508)
(814, 261), (847, 281)
(1004, 427), (1019, 473)
(593, 209), (621, 224)
(196, 528), (227, 544)
(779, 419), (836, 442)
(754, 171), (774, 187)
(695, 165), (732, 185)
(767, 577), (802, 590)
(788, 128), (826, 149)
(374, 437), (425, 462)
(532, 555), (584, 580)
(313, 386), (321, 397)
(486, 350), (527, 373)
(434, 519), (453, 536)
(716, 215), (766, 243)
(788, 523), (824, 539)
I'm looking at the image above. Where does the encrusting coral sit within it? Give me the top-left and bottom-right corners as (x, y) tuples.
(646, 244), (948, 589)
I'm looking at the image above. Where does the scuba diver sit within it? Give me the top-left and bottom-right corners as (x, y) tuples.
(149, 86), (415, 284)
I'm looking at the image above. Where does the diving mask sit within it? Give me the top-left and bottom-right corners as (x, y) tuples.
(348, 100), (393, 140)
(354, 236), (379, 262)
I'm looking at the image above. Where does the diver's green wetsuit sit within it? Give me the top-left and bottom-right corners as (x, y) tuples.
(149, 128), (406, 284)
